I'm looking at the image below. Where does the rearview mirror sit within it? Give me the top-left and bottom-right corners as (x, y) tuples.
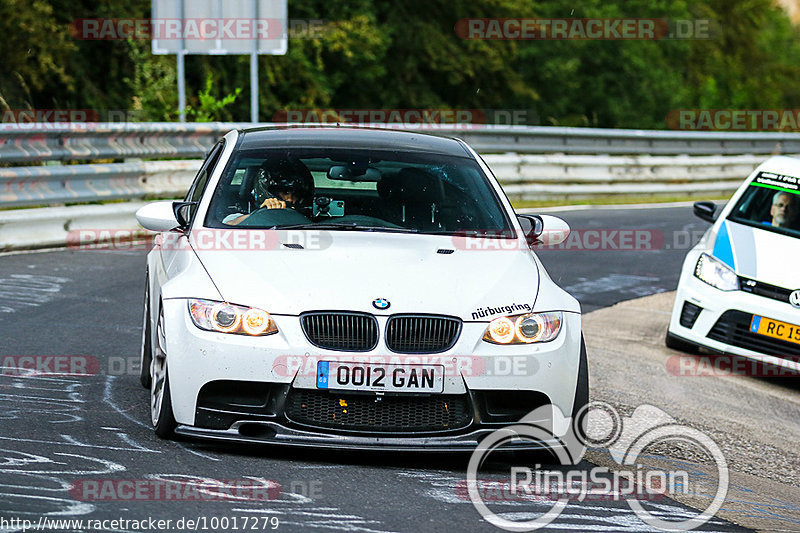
(517, 214), (571, 246)
(693, 201), (717, 223)
(327, 165), (380, 181)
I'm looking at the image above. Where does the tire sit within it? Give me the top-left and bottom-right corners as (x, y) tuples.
(151, 304), (177, 438)
(665, 329), (700, 354)
(139, 275), (152, 388)
(571, 336), (590, 443)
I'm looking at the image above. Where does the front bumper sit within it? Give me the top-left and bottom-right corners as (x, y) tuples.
(175, 422), (566, 452)
(668, 265), (800, 371)
(160, 298), (584, 448)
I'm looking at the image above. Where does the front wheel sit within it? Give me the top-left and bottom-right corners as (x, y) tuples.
(151, 305), (177, 438)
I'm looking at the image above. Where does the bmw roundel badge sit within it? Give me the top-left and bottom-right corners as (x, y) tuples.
(372, 298), (390, 310)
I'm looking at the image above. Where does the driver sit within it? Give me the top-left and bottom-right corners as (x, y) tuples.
(225, 158), (314, 225)
(766, 190), (798, 229)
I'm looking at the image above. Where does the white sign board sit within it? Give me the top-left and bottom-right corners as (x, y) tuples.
(152, 0), (287, 55)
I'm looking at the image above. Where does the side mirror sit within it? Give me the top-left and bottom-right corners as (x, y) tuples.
(517, 214), (571, 246)
(136, 201), (181, 232)
(693, 201), (717, 223)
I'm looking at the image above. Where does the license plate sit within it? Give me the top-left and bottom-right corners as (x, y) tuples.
(316, 362), (444, 393)
(750, 315), (800, 345)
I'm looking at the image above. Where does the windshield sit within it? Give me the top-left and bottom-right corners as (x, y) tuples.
(727, 171), (800, 239)
(204, 147), (514, 236)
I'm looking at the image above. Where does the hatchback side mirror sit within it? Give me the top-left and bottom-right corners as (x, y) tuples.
(693, 201), (717, 223)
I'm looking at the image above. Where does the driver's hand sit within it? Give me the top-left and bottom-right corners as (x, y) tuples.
(260, 197), (287, 209)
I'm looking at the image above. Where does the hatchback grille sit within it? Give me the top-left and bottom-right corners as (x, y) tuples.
(707, 310), (800, 358)
(301, 312), (378, 352)
(739, 277), (794, 304)
(385, 315), (461, 353)
(284, 389), (472, 433)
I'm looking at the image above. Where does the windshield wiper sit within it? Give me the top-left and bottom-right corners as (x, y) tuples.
(269, 222), (418, 233)
(425, 229), (514, 237)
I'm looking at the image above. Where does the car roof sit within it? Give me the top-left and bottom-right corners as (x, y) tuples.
(755, 155), (800, 178)
(237, 126), (472, 158)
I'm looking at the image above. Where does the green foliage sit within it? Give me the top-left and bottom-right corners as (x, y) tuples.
(186, 75), (243, 122)
(123, 39), (178, 121)
(0, 0), (798, 129)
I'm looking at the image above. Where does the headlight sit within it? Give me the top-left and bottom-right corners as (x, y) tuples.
(694, 253), (739, 291)
(483, 312), (563, 344)
(188, 299), (278, 336)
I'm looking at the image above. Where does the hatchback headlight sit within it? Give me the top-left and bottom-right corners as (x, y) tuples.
(694, 253), (739, 291)
(483, 312), (563, 344)
(188, 299), (278, 336)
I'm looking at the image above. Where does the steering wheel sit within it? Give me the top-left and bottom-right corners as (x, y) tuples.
(238, 207), (312, 227)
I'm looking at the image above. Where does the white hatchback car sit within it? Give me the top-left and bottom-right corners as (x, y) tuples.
(136, 127), (587, 452)
(667, 156), (800, 372)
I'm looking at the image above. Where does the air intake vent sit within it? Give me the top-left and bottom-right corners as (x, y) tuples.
(300, 312), (378, 352)
(284, 389), (472, 433)
(437, 249), (455, 254)
(283, 243), (304, 249)
(385, 314), (461, 353)
(679, 301), (702, 329)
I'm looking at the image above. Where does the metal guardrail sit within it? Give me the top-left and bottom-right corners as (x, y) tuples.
(2, 122), (800, 164)
(1, 122), (799, 208)
(3, 122), (799, 251)
(0, 153), (776, 208)
(0, 160), (199, 206)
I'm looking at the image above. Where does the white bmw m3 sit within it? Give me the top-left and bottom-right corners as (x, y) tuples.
(667, 156), (800, 372)
(135, 127), (587, 452)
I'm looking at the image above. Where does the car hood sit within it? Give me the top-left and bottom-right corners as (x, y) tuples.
(712, 219), (800, 289)
(192, 231), (541, 319)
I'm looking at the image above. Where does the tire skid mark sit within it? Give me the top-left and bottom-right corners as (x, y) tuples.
(103, 375), (221, 462)
(397, 470), (736, 532)
(229, 481), (399, 533)
(0, 274), (71, 314)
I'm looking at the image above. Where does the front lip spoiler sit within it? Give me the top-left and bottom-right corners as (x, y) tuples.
(174, 421), (564, 453)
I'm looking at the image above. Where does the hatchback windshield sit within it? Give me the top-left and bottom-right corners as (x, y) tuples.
(205, 147), (513, 236)
(727, 171), (800, 239)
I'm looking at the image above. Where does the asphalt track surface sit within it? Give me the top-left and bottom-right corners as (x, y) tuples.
(0, 206), (752, 533)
